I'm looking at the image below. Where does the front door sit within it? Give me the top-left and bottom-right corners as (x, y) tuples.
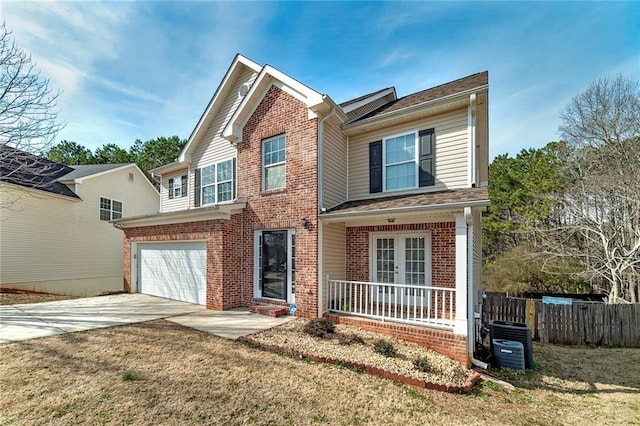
(372, 232), (431, 303)
(254, 229), (295, 302)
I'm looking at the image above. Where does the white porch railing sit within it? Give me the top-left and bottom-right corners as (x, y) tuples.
(326, 277), (456, 329)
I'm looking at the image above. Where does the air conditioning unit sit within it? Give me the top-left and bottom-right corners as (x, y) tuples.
(492, 339), (525, 371)
(490, 321), (534, 369)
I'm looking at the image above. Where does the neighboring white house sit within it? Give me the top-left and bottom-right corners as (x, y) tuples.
(0, 146), (159, 296)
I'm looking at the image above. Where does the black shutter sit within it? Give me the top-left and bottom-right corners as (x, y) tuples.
(181, 175), (187, 197)
(418, 129), (435, 187)
(369, 140), (383, 193)
(194, 169), (201, 207)
(168, 178), (174, 199)
(232, 158), (237, 200)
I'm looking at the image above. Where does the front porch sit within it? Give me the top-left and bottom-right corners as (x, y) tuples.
(325, 278), (456, 329)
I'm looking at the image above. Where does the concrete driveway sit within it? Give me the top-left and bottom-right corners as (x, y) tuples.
(0, 293), (293, 344)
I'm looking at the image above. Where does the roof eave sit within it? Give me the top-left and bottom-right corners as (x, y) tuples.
(112, 200), (246, 228)
(342, 84), (489, 132)
(319, 198), (490, 221)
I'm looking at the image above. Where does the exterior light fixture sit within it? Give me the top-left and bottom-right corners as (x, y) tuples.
(300, 217), (309, 229)
(387, 218), (396, 223)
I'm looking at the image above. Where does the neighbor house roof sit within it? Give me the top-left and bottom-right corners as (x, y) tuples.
(0, 145), (80, 199)
(322, 187), (489, 218)
(351, 71), (488, 123)
(59, 163), (129, 181)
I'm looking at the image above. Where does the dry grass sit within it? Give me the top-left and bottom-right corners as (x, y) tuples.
(0, 290), (79, 305)
(0, 320), (638, 425)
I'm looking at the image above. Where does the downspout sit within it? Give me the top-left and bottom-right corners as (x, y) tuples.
(465, 207), (488, 370)
(468, 93), (477, 187)
(317, 101), (337, 318)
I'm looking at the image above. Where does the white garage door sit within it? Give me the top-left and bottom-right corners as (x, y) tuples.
(138, 242), (206, 305)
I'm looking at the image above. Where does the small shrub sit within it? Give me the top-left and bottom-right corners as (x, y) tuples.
(413, 356), (432, 373)
(373, 339), (396, 357)
(121, 371), (135, 381)
(337, 333), (366, 345)
(303, 318), (335, 338)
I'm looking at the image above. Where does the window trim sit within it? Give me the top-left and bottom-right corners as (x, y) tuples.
(99, 196), (123, 221)
(382, 130), (419, 192)
(199, 158), (235, 206)
(172, 176), (183, 198)
(262, 134), (286, 191)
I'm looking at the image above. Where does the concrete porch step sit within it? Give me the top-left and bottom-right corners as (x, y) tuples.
(248, 304), (289, 318)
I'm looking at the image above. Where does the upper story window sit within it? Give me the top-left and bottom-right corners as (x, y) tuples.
(263, 134), (286, 191)
(100, 197), (123, 221)
(168, 175), (187, 199)
(369, 128), (435, 193)
(195, 158), (236, 207)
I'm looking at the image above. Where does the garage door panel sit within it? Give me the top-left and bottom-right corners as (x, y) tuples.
(138, 243), (206, 305)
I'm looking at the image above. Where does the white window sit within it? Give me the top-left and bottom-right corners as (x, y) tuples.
(100, 197), (123, 221)
(263, 135), (286, 190)
(201, 165), (216, 205)
(384, 132), (417, 191)
(200, 159), (234, 206)
(173, 176), (183, 198)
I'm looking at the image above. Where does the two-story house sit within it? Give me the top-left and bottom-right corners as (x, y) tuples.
(114, 55), (489, 366)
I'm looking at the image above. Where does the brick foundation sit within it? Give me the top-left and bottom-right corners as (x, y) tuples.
(324, 313), (469, 367)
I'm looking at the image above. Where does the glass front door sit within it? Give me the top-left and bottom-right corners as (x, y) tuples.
(372, 233), (430, 303)
(255, 229), (295, 302)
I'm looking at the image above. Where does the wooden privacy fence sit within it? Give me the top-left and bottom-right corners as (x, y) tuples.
(482, 293), (640, 347)
(538, 303), (640, 347)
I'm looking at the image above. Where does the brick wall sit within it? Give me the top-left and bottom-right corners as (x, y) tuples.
(237, 85), (319, 318)
(345, 222), (455, 288)
(324, 313), (469, 367)
(122, 215), (247, 310)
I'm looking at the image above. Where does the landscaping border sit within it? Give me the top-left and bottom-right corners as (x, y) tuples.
(238, 335), (483, 393)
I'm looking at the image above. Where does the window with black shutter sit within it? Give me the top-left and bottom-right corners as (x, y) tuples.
(168, 178), (174, 199)
(369, 140), (382, 193)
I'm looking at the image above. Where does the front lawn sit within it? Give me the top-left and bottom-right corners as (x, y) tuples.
(0, 320), (638, 425)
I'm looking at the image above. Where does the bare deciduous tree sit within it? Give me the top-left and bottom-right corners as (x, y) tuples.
(0, 23), (64, 207)
(544, 76), (640, 303)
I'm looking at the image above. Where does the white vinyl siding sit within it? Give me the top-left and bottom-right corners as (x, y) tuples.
(322, 120), (348, 209)
(347, 108), (468, 200)
(322, 222), (346, 281)
(0, 167), (159, 296)
(188, 67), (258, 208)
(161, 170), (189, 212)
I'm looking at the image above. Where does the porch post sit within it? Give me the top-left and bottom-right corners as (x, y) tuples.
(453, 212), (468, 335)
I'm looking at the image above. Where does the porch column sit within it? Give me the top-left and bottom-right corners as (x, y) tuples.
(453, 212), (468, 335)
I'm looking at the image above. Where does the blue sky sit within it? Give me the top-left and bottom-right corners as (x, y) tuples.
(2, 1), (638, 158)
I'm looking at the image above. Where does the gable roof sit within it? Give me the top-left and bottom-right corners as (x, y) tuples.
(339, 87), (395, 108)
(178, 54), (262, 162)
(0, 145), (79, 199)
(351, 71), (488, 123)
(223, 63), (326, 143)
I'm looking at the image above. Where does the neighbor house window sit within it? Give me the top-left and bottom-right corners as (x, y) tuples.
(369, 128), (435, 193)
(100, 197), (123, 221)
(168, 174), (187, 199)
(194, 158), (236, 207)
(263, 134), (286, 190)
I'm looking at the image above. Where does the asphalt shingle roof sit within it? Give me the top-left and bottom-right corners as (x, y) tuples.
(323, 187), (489, 216)
(339, 87), (395, 108)
(351, 71), (488, 123)
(0, 145), (79, 198)
(59, 163), (129, 180)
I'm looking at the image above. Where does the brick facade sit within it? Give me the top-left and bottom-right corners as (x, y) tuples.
(345, 222), (456, 289)
(237, 85), (319, 318)
(123, 85), (319, 318)
(122, 215), (245, 310)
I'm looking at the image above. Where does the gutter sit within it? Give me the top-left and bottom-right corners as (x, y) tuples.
(319, 198), (490, 220)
